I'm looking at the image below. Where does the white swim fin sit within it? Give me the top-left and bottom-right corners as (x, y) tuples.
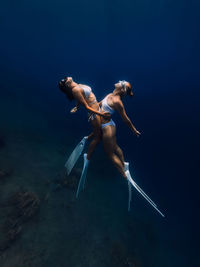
(124, 162), (132, 211)
(76, 153), (89, 198)
(65, 136), (88, 175)
(124, 162), (165, 217)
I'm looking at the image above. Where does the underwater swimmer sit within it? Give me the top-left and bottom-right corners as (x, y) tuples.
(58, 77), (109, 161)
(74, 80), (165, 216)
(99, 81), (165, 216)
(100, 80), (140, 178)
(71, 80), (165, 216)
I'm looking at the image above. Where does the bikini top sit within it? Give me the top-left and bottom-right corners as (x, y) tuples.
(80, 85), (92, 99)
(101, 95), (115, 115)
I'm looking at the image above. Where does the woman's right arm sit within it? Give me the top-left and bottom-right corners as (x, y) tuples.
(70, 102), (80, 113)
(72, 88), (109, 118)
(115, 100), (141, 137)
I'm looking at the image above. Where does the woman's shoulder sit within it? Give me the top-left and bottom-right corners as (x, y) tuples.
(108, 93), (119, 102)
(112, 95), (122, 106)
(106, 93), (113, 99)
(72, 84), (84, 95)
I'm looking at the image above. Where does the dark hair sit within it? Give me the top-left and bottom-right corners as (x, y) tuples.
(58, 79), (74, 101)
(125, 83), (134, 97)
(127, 86), (134, 97)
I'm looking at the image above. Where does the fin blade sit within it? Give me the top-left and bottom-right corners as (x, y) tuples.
(126, 170), (165, 217)
(65, 136), (87, 175)
(76, 154), (89, 198)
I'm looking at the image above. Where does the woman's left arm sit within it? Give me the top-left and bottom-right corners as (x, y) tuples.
(98, 100), (102, 107)
(115, 100), (141, 137)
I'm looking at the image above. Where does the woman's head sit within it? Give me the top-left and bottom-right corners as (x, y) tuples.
(65, 77), (74, 86)
(58, 77), (75, 101)
(115, 80), (134, 97)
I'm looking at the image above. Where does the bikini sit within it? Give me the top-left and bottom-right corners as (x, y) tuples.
(101, 95), (116, 129)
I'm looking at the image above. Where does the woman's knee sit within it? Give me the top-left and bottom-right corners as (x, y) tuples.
(93, 130), (102, 141)
(92, 135), (101, 144)
(106, 152), (115, 161)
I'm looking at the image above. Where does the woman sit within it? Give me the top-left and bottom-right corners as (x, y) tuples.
(100, 80), (141, 178)
(58, 76), (109, 160)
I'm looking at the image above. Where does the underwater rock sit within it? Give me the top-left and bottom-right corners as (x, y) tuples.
(53, 168), (81, 190)
(0, 190), (40, 252)
(62, 174), (78, 189)
(7, 191), (40, 221)
(6, 225), (22, 242)
(0, 221), (22, 252)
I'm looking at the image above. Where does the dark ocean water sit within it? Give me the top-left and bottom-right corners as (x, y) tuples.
(0, 1), (200, 266)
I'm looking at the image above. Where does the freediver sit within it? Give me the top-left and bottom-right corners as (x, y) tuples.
(74, 80), (165, 216)
(58, 76), (110, 170)
(99, 80), (140, 178)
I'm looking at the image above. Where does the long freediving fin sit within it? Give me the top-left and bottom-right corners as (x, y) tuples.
(125, 163), (157, 207)
(76, 153), (89, 198)
(124, 162), (165, 217)
(65, 136), (88, 175)
(125, 162), (132, 211)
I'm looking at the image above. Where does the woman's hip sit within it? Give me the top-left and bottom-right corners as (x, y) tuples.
(101, 119), (116, 129)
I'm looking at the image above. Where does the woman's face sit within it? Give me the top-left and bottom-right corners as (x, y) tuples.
(65, 77), (73, 86)
(114, 82), (122, 90)
(126, 82), (132, 92)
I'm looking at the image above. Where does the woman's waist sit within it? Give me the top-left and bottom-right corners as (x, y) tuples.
(88, 100), (99, 109)
(86, 93), (98, 106)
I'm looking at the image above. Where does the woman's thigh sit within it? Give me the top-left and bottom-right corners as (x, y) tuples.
(90, 115), (102, 137)
(102, 125), (116, 154)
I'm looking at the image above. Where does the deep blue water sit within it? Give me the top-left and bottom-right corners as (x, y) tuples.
(0, 1), (200, 266)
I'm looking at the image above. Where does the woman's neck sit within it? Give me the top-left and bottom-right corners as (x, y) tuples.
(113, 89), (123, 98)
(70, 81), (78, 89)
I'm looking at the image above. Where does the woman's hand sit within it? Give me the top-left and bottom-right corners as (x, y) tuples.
(98, 100), (102, 107)
(134, 129), (141, 137)
(70, 106), (78, 113)
(102, 112), (111, 119)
